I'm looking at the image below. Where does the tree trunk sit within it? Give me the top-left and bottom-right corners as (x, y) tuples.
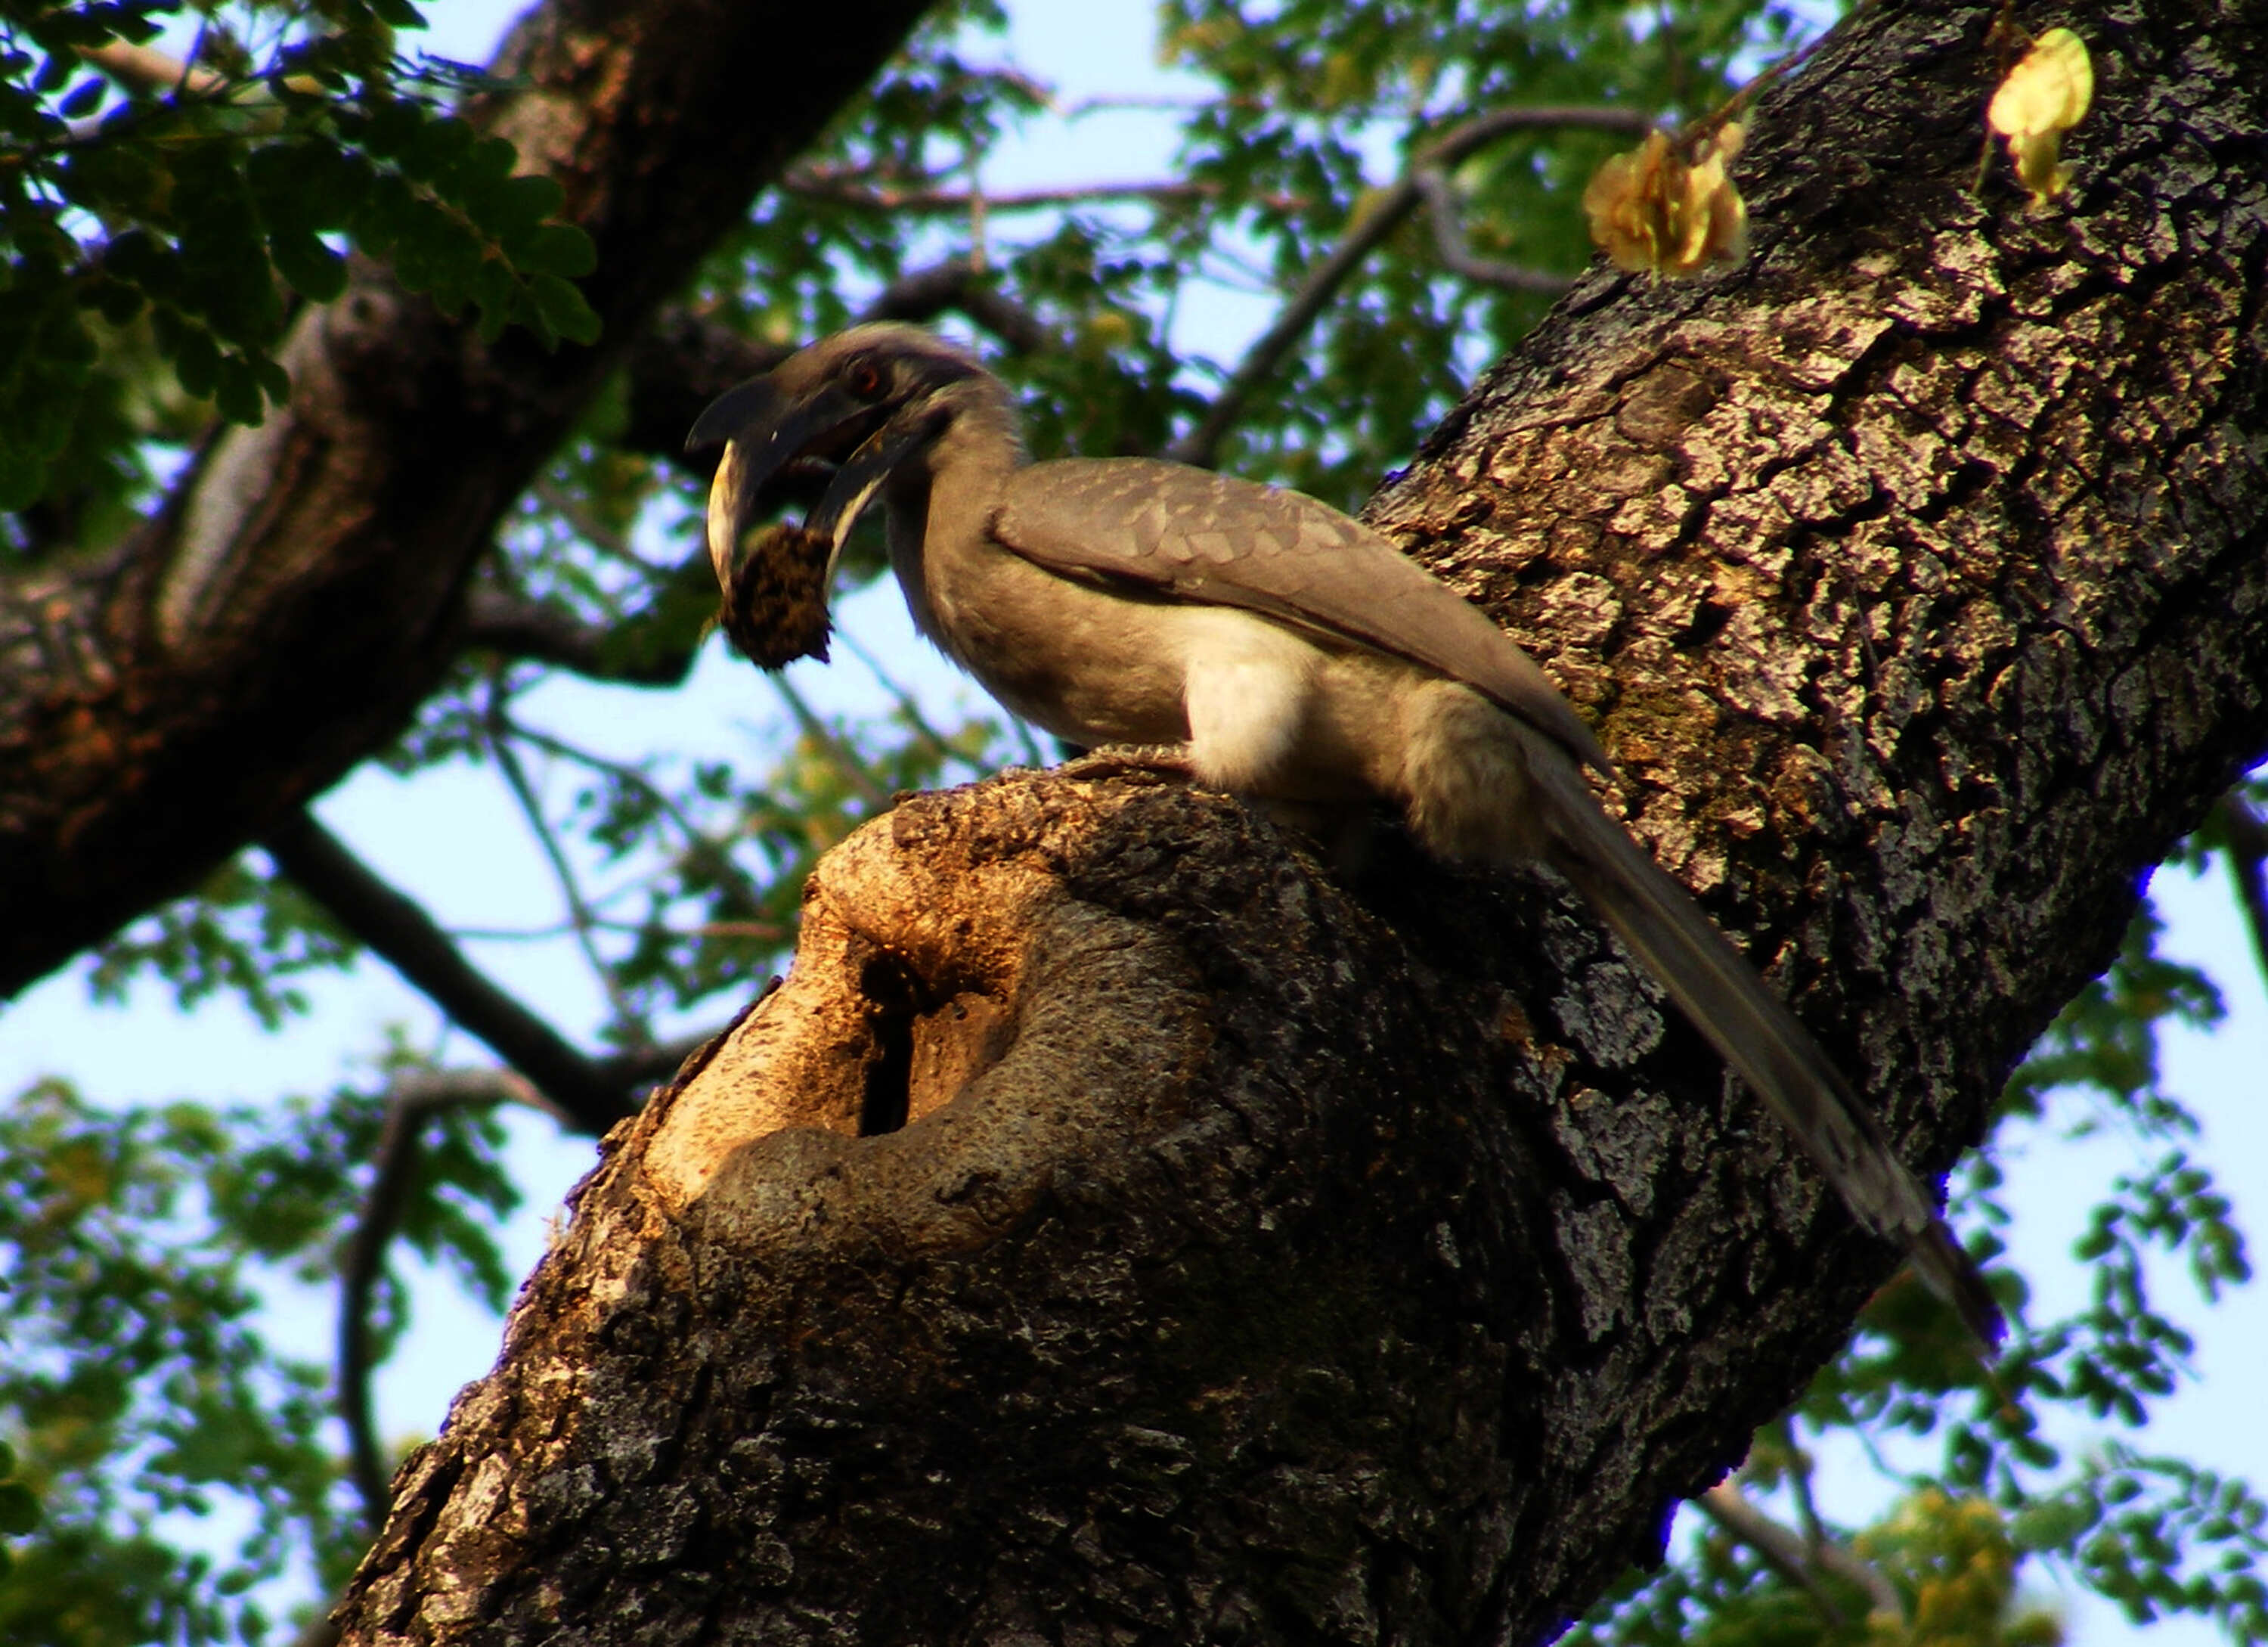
(0, 0), (934, 996)
(343, 0), (2268, 1642)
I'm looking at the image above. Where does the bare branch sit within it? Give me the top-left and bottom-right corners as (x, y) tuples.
(337, 1067), (560, 1525)
(624, 265), (1053, 476)
(1167, 104), (1650, 468)
(782, 174), (1233, 214)
(833, 623), (971, 763)
(773, 673), (891, 811)
(1411, 167), (1578, 293)
(76, 40), (226, 97)
(502, 715), (774, 923)
(262, 814), (636, 1136)
(1696, 1484), (1850, 1624)
(624, 313), (795, 477)
(1778, 1419), (1830, 1555)
(1699, 1483), (1904, 1620)
(595, 1031), (724, 1091)
(485, 698), (647, 1040)
(857, 262), (1059, 355)
(463, 588), (700, 687)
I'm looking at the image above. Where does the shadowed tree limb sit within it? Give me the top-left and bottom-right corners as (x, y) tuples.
(262, 814), (638, 1135)
(1412, 166), (1581, 293)
(336, 1067), (567, 1524)
(463, 588), (704, 687)
(1699, 1482), (1904, 1622)
(626, 266), (1059, 476)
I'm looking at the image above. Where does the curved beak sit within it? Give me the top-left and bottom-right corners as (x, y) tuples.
(688, 377), (882, 585)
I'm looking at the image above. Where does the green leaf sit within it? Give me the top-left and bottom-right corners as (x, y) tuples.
(59, 76), (105, 118)
(2013, 1495), (2101, 1551)
(514, 222), (596, 279)
(0, 1481), (39, 1536)
(529, 272), (601, 347)
(270, 231), (349, 302)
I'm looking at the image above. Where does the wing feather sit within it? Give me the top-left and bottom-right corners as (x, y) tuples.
(994, 458), (1612, 772)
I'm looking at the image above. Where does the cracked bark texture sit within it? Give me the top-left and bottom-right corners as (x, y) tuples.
(336, 1), (2267, 1642)
(0, 0), (933, 996)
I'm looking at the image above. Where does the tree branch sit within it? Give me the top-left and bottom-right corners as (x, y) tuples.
(483, 698), (646, 1039)
(779, 174), (1238, 213)
(1699, 1482), (1904, 1621)
(1696, 1484), (1854, 1624)
(858, 262), (1059, 355)
(1411, 166), (1580, 293)
(501, 715), (776, 927)
(337, 1068), (562, 1526)
(462, 588), (700, 687)
(1166, 104), (1650, 467)
(622, 313), (797, 479)
(625, 265), (1055, 477)
(261, 813), (637, 1136)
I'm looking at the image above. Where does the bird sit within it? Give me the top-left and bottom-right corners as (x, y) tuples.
(686, 322), (2002, 1351)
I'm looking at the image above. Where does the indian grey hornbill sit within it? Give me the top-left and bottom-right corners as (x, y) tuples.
(686, 323), (2001, 1350)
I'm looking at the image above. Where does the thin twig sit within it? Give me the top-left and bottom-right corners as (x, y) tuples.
(262, 813), (636, 1135)
(502, 715), (770, 920)
(1166, 104), (1650, 467)
(1009, 715), (1050, 768)
(337, 1068), (560, 1526)
(485, 694), (646, 1038)
(593, 1031), (718, 1092)
(782, 175), (1247, 214)
(1697, 1485), (1850, 1625)
(529, 477), (671, 575)
(1411, 166), (1579, 293)
(771, 675), (892, 811)
(832, 624), (965, 762)
(1700, 1483), (1904, 1619)
(1777, 1419), (1829, 1555)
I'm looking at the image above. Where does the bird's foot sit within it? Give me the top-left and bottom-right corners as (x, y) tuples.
(1055, 743), (1195, 784)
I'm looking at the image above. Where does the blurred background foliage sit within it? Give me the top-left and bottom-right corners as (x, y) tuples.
(2, 0), (2263, 1642)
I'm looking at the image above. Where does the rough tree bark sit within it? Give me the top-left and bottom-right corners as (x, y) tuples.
(330, 2), (2268, 1642)
(0, 0), (934, 995)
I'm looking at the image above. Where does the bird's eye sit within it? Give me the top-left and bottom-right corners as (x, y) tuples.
(845, 359), (887, 400)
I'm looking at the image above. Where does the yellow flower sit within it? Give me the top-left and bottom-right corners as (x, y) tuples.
(1582, 124), (1749, 278)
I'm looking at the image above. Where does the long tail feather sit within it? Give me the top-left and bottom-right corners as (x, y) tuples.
(1528, 740), (2003, 1351)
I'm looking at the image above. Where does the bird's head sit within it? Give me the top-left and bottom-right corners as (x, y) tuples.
(685, 324), (996, 586)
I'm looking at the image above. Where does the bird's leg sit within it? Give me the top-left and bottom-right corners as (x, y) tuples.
(1055, 743), (1198, 783)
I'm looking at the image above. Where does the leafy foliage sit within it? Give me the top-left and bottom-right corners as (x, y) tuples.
(0, 0), (598, 526)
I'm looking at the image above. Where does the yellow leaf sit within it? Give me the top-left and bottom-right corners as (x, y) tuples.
(1987, 27), (2093, 204)
(1582, 123), (1749, 279)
